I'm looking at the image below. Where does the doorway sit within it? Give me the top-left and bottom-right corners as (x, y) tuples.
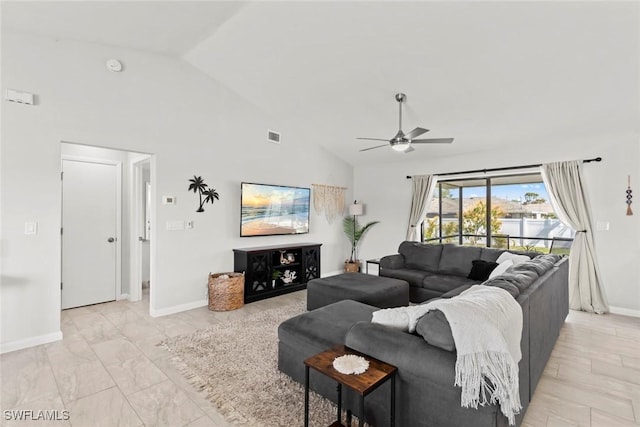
(61, 142), (152, 310)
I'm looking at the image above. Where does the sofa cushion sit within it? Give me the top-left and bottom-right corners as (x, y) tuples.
(278, 300), (377, 350)
(398, 241), (443, 272)
(489, 259), (514, 279)
(510, 254), (561, 277)
(467, 260), (499, 281)
(379, 253), (405, 269)
(483, 280), (520, 298)
(438, 245), (482, 276)
(439, 284), (473, 299)
(536, 254), (563, 264)
(479, 247), (506, 263)
(422, 273), (480, 293)
(496, 251), (531, 265)
(486, 270), (539, 292)
(510, 260), (549, 277)
(380, 268), (429, 288)
(415, 310), (455, 352)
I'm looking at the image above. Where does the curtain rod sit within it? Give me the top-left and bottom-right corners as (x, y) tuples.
(406, 157), (602, 179)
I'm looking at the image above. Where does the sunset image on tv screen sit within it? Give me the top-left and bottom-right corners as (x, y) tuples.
(241, 183), (310, 237)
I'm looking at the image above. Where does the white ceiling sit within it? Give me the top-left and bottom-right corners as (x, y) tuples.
(4, 1), (639, 166)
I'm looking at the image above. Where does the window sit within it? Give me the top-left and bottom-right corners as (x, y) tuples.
(423, 173), (574, 253)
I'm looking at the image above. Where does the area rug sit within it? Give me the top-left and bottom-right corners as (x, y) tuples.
(161, 301), (354, 427)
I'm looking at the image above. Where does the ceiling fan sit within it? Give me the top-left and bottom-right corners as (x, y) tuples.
(357, 93), (454, 153)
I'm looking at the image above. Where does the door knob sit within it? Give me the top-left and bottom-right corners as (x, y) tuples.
(108, 237), (115, 243)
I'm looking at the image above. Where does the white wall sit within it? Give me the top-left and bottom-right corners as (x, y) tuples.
(355, 136), (640, 315)
(1, 33), (353, 352)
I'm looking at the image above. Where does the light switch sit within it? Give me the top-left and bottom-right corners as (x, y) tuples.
(186, 220), (194, 229)
(166, 220), (184, 231)
(24, 221), (38, 235)
(596, 221), (610, 231)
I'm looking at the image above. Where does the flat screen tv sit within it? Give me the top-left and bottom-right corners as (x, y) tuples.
(240, 182), (310, 237)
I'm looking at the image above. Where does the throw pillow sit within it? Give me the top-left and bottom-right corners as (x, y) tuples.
(415, 310), (456, 352)
(489, 259), (514, 279)
(496, 251), (530, 265)
(482, 277), (521, 298)
(467, 259), (499, 281)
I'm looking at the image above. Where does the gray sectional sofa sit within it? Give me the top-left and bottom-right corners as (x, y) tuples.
(380, 241), (539, 302)
(278, 244), (569, 427)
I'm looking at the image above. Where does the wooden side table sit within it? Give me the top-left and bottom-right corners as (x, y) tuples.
(304, 345), (397, 427)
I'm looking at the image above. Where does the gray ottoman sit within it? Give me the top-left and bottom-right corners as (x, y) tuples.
(306, 272), (409, 310)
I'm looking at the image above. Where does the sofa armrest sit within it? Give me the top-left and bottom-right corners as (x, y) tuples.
(379, 254), (405, 269)
(346, 321), (456, 386)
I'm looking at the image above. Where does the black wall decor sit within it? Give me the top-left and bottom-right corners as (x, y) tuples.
(188, 175), (220, 212)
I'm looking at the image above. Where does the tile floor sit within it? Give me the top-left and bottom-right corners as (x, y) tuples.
(1, 288), (639, 427)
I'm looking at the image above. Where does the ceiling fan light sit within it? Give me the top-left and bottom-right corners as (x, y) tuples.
(392, 141), (410, 152)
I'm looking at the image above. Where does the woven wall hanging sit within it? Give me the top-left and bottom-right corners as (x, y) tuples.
(312, 184), (346, 223)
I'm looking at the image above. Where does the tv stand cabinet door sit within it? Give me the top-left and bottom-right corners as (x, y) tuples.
(242, 250), (271, 297)
(302, 245), (321, 282)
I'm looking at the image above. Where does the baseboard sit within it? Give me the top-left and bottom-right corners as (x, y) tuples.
(150, 299), (207, 317)
(117, 293), (130, 301)
(322, 270), (344, 277)
(609, 306), (640, 318)
(0, 331), (63, 354)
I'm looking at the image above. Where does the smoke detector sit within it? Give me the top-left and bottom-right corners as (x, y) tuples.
(106, 59), (123, 72)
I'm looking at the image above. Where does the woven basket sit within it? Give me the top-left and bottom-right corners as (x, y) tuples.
(208, 272), (244, 311)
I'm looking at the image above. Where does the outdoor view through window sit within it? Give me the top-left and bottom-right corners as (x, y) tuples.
(423, 173), (574, 254)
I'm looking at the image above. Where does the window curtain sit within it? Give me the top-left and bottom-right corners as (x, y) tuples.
(541, 161), (608, 314)
(406, 175), (437, 241)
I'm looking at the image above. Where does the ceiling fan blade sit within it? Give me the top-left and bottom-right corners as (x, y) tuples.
(411, 138), (454, 144)
(405, 127), (429, 140)
(359, 144), (389, 152)
(356, 137), (391, 142)
(404, 146), (416, 153)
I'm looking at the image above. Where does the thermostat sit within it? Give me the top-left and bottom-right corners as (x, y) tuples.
(162, 196), (176, 205)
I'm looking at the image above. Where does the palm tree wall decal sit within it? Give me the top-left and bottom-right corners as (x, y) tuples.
(188, 175), (220, 212)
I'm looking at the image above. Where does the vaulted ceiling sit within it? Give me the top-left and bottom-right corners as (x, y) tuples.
(4, 1), (639, 166)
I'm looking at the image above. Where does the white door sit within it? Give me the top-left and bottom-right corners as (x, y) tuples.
(62, 160), (118, 309)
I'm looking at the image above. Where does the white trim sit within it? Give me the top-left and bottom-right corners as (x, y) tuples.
(115, 162), (123, 301)
(1, 331), (63, 354)
(117, 293), (130, 301)
(609, 306), (640, 318)
(322, 270), (344, 277)
(149, 156), (157, 316)
(150, 299), (207, 317)
(130, 156), (151, 303)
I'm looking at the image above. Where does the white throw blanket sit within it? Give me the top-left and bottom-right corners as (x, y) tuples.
(372, 285), (522, 425)
(426, 285), (523, 425)
(371, 303), (432, 333)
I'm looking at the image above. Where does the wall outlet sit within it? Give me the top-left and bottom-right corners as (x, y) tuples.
(24, 221), (38, 235)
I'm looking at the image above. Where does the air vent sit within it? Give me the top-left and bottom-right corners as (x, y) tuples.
(267, 130), (281, 144)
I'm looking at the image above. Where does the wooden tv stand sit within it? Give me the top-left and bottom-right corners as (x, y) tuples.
(233, 242), (322, 303)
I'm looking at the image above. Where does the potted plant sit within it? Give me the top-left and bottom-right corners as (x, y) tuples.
(343, 216), (379, 272)
(271, 270), (282, 289)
